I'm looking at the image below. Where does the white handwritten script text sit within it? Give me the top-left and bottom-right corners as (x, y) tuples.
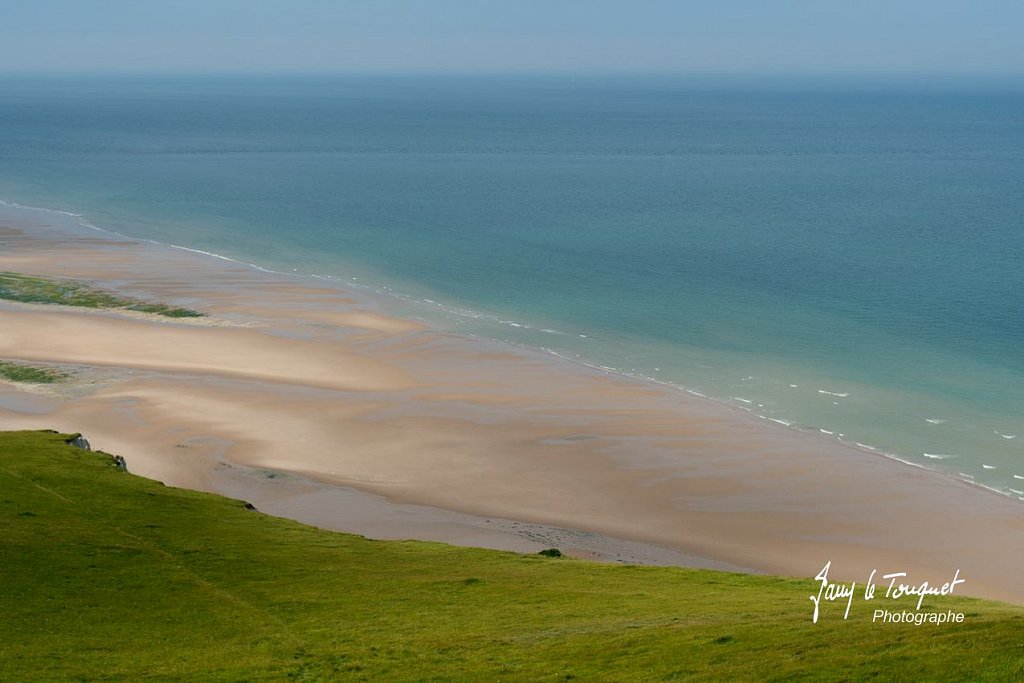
(810, 561), (965, 623)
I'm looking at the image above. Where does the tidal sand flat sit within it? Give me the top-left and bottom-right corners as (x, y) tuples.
(4, 76), (1023, 497)
(1, 206), (1021, 602)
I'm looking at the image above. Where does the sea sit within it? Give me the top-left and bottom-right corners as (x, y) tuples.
(0, 74), (1021, 498)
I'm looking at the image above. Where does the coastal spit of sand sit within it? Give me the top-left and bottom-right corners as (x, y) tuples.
(1, 206), (1022, 602)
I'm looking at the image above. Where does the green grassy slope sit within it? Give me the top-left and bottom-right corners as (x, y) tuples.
(0, 431), (1020, 681)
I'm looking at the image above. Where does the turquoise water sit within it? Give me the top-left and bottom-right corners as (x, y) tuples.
(1, 75), (1022, 496)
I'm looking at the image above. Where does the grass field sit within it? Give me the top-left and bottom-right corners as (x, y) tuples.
(0, 430), (1020, 681)
(0, 272), (203, 318)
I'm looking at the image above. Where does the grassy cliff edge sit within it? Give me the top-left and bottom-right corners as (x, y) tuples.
(0, 430), (1020, 681)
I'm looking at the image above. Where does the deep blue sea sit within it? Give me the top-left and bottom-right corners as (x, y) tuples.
(1, 75), (1022, 496)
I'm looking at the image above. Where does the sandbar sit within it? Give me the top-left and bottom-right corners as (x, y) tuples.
(1, 206), (1021, 603)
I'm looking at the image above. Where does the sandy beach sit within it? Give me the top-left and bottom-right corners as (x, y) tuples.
(1, 207), (1022, 603)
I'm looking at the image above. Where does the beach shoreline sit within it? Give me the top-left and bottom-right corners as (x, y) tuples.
(1, 202), (1022, 603)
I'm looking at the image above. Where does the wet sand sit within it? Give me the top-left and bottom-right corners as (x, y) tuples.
(1, 206), (1022, 602)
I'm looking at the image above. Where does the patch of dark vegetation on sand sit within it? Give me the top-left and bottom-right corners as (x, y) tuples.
(0, 360), (70, 384)
(0, 271), (203, 318)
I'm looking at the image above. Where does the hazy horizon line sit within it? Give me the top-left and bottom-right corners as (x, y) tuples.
(2, 68), (1024, 79)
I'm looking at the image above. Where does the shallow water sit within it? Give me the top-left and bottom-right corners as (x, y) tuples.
(0, 74), (1021, 496)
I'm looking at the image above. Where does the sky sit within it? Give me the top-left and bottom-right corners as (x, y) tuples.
(1, 0), (1022, 76)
